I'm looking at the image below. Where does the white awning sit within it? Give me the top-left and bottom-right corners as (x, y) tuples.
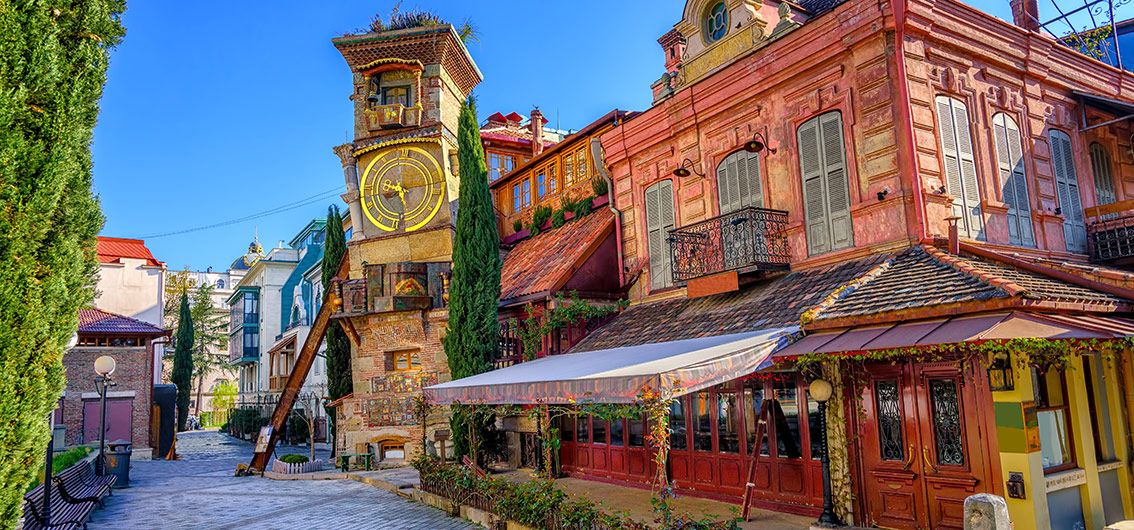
(424, 326), (798, 405)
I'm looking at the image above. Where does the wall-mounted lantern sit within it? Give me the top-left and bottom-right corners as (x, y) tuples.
(987, 352), (1015, 392)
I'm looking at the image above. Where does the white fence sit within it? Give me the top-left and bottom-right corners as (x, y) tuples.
(270, 458), (324, 474)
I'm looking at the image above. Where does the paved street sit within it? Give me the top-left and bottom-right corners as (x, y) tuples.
(86, 430), (475, 530)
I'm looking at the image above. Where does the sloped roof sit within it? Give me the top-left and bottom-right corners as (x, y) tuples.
(96, 237), (162, 267)
(78, 308), (167, 336)
(572, 252), (889, 352)
(813, 245), (1130, 326)
(500, 208), (614, 304)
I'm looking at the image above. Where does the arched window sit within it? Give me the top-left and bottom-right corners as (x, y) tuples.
(702, 1), (729, 44)
(216, 279), (225, 289)
(935, 96), (983, 239)
(716, 150), (763, 214)
(1090, 142), (1116, 207)
(644, 180), (676, 290)
(1049, 130), (1086, 252)
(992, 113), (1034, 247)
(798, 111), (853, 255)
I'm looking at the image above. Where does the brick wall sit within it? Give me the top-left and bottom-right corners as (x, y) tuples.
(61, 344), (153, 449)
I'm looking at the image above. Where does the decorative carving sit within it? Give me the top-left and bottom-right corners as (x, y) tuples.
(770, 2), (800, 37)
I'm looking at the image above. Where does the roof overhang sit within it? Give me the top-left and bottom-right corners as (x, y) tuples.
(425, 326), (799, 405)
(775, 311), (1134, 360)
(1075, 90), (1134, 131)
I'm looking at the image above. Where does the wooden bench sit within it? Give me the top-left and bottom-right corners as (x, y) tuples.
(23, 459), (115, 530)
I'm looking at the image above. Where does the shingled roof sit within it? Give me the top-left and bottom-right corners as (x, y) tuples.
(572, 253), (889, 352)
(97, 237), (162, 267)
(78, 308), (167, 336)
(500, 208), (615, 305)
(812, 245), (1130, 327)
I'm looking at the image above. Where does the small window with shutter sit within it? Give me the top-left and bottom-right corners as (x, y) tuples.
(935, 96), (984, 240)
(797, 111), (853, 256)
(716, 150), (763, 214)
(1090, 143), (1116, 207)
(645, 180), (676, 290)
(992, 113), (1035, 247)
(1049, 130), (1087, 253)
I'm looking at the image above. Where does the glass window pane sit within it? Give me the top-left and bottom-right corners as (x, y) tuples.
(538, 173), (547, 198)
(773, 381), (801, 458)
(1038, 409), (1073, 470)
(744, 384), (769, 456)
(610, 418), (624, 446)
(693, 391), (712, 451)
(874, 380), (905, 462)
(718, 391), (739, 453)
(629, 415), (645, 447)
(560, 416), (574, 442)
(928, 379), (965, 466)
(806, 386), (822, 460)
(593, 417), (607, 444)
(1084, 356), (1116, 461)
(670, 400), (687, 450)
(577, 415), (589, 443)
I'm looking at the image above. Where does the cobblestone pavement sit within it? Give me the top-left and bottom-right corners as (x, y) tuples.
(86, 430), (476, 530)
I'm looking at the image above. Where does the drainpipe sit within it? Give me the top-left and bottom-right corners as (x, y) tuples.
(893, 0), (927, 242)
(592, 131), (626, 288)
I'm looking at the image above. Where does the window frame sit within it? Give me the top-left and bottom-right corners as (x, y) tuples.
(1033, 366), (1077, 474)
(797, 110), (854, 256)
(381, 85), (411, 107)
(702, 1), (729, 44)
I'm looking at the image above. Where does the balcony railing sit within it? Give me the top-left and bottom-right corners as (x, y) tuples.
(364, 104), (423, 131)
(495, 320), (524, 369)
(668, 206), (790, 283)
(1087, 199), (1134, 262)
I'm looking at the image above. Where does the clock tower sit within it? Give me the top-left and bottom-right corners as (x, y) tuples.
(329, 23), (482, 460)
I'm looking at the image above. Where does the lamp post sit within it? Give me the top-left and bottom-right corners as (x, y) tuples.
(809, 378), (844, 528)
(94, 355), (116, 476)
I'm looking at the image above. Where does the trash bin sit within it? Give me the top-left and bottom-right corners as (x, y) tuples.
(105, 439), (132, 488)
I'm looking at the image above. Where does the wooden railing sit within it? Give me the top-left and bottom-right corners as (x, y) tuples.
(1086, 199), (1134, 262)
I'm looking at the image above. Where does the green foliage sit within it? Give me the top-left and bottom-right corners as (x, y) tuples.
(528, 204), (553, 236)
(279, 453), (309, 464)
(550, 209), (566, 229)
(286, 414), (309, 445)
(0, 2), (124, 524)
(515, 293), (625, 360)
(172, 294), (194, 431)
(368, 4), (479, 44)
(322, 205), (352, 401)
(445, 97), (502, 459)
(512, 219), (523, 233)
(560, 194), (594, 220)
(211, 380), (237, 411)
(165, 274), (233, 414)
(591, 176), (609, 197)
(226, 408), (267, 439)
(27, 447), (94, 491)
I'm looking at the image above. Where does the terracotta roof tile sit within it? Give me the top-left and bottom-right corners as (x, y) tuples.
(78, 308), (167, 335)
(500, 209), (614, 303)
(96, 237), (162, 267)
(572, 253), (889, 352)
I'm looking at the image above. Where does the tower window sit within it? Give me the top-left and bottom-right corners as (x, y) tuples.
(703, 2), (729, 44)
(382, 86), (410, 106)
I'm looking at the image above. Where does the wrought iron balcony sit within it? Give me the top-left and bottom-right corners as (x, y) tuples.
(669, 206), (790, 283)
(1087, 199), (1134, 263)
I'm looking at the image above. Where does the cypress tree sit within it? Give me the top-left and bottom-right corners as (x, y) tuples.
(322, 205), (351, 400)
(444, 97), (502, 458)
(0, 2), (124, 525)
(172, 294), (194, 432)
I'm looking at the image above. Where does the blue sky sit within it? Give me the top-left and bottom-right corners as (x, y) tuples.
(93, 0), (1022, 271)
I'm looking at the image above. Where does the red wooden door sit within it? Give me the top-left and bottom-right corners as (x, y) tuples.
(82, 397), (133, 443)
(858, 362), (992, 529)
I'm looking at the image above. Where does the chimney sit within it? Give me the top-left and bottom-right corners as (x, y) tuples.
(1010, 0), (1040, 31)
(531, 108), (545, 157)
(945, 216), (961, 255)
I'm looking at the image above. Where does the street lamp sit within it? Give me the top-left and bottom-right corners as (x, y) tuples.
(94, 355), (117, 476)
(809, 378), (844, 528)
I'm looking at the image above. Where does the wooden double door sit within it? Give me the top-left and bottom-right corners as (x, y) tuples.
(856, 361), (995, 530)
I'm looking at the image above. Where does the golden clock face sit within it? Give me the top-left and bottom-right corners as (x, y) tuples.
(359, 145), (445, 232)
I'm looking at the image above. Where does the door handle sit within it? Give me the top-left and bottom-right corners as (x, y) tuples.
(902, 444), (915, 471)
(922, 446), (939, 474)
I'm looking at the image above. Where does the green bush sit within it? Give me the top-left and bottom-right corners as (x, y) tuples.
(27, 446), (94, 491)
(227, 408), (266, 439)
(550, 209), (566, 229)
(512, 219), (523, 233)
(590, 176), (609, 197)
(279, 454), (309, 464)
(287, 415), (309, 444)
(527, 205), (553, 237)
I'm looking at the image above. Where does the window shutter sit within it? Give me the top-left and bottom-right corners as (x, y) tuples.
(798, 117), (829, 255)
(658, 181), (675, 287)
(820, 113), (852, 249)
(1090, 143), (1116, 206)
(384, 352), (395, 371)
(993, 114), (1034, 247)
(937, 97), (983, 239)
(1050, 131), (1087, 252)
(645, 183), (666, 290)
(717, 160), (733, 214)
(744, 150), (763, 209)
